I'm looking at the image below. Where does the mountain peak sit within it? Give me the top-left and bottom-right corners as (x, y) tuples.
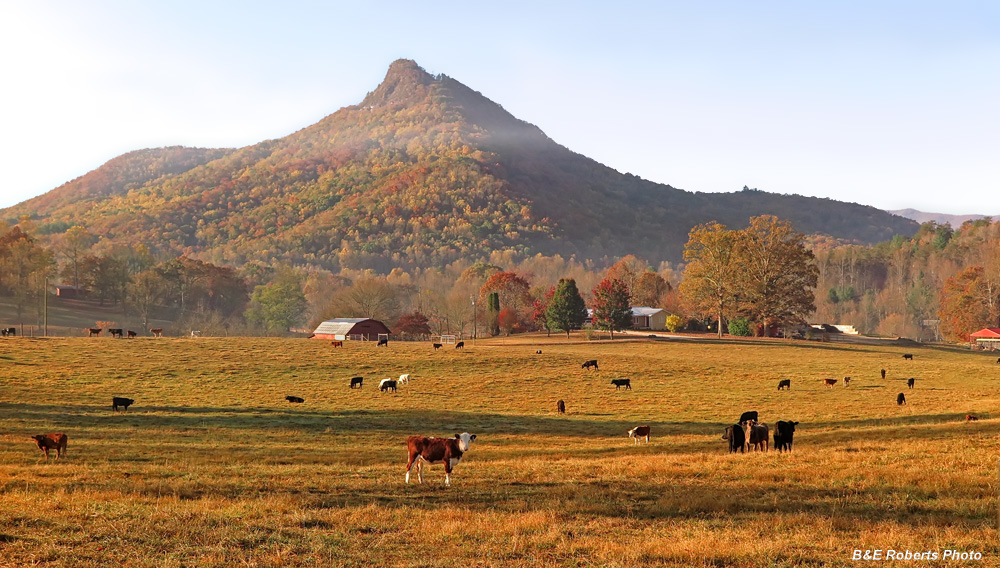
(361, 59), (435, 108)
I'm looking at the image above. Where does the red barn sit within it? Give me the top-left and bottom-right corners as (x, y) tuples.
(970, 327), (1000, 350)
(311, 318), (391, 341)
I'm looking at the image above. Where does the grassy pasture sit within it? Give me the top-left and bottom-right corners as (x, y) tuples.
(0, 335), (998, 567)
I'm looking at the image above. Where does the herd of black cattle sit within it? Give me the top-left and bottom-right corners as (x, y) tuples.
(24, 343), (991, 462)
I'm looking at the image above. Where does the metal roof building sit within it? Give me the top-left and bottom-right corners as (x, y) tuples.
(311, 318), (391, 341)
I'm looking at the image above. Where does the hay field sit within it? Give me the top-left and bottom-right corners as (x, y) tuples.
(0, 335), (997, 567)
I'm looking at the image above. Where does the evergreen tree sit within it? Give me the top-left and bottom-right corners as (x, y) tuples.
(546, 278), (587, 338)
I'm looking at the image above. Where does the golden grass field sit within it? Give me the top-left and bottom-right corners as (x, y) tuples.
(1, 334), (998, 567)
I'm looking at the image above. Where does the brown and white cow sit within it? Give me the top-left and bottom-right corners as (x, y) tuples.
(823, 378), (838, 387)
(405, 433), (476, 486)
(628, 425), (651, 445)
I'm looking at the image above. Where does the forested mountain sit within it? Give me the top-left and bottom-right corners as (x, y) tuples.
(3, 59), (918, 270)
(889, 209), (995, 227)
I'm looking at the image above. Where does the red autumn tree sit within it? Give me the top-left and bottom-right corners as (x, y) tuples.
(591, 277), (632, 339)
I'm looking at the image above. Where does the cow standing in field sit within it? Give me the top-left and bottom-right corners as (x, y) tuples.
(843, 377), (851, 387)
(331, 340), (343, 348)
(723, 425), (746, 453)
(88, 328), (102, 337)
(557, 400), (566, 413)
(150, 328), (163, 337)
(773, 420), (798, 452)
(405, 433), (476, 486)
(738, 411), (758, 424)
(109, 328), (124, 338)
(377, 337), (389, 347)
(742, 421), (769, 452)
(379, 379), (397, 393)
(112, 397), (134, 412)
(127, 330), (137, 338)
(823, 378), (838, 387)
(907, 378), (915, 389)
(285, 396), (305, 404)
(881, 368), (886, 379)
(611, 379), (631, 390)
(398, 374), (410, 385)
(455, 341), (464, 349)
(32, 433), (68, 459)
(432, 343), (442, 350)
(582, 360), (598, 370)
(897, 392), (907, 405)
(628, 425), (651, 445)
(350, 376), (364, 389)
(903, 354), (913, 360)
(777, 379), (791, 390)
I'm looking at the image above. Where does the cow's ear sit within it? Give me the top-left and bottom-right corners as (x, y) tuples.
(470, 434), (476, 441)
(455, 433), (461, 439)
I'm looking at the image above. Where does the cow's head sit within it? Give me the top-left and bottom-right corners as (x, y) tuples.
(454, 433), (476, 452)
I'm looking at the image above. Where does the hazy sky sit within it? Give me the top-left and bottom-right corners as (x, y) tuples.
(1, 1), (997, 214)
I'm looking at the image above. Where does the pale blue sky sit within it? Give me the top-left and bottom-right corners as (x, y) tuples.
(1, 1), (997, 215)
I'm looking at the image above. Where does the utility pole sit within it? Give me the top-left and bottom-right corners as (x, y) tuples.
(43, 277), (48, 336)
(471, 296), (477, 345)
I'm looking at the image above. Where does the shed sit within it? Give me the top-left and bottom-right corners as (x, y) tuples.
(969, 327), (1000, 350)
(311, 318), (391, 341)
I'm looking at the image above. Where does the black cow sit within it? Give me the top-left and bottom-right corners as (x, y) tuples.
(285, 395), (305, 403)
(611, 379), (631, 390)
(843, 376), (851, 387)
(903, 353), (913, 360)
(1, 327), (15, 336)
(380, 379), (397, 393)
(109, 328), (124, 338)
(377, 337), (389, 347)
(112, 397), (134, 412)
(557, 400), (566, 413)
(582, 360), (598, 370)
(777, 379), (791, 390)
(907, 378), (915, 389)
(126, 330), (137, 338)
(722, 424), (746, 453)
(350, 376), (363, 389)
(432, 343), (443, 350)
(738, 411), (758, 424)
(774, 420), (798, 452)
(897, 392), (906, 405)
(996, 358), (1000, 364)
(455, 341), (464, 349)
(881, 368), (886, 379)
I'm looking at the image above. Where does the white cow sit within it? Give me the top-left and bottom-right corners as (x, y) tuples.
(398, 373), (410, 385)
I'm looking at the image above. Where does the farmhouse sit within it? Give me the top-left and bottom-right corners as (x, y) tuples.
(311, 318), (391, 341)
(585, 307), (668, 331)
(969, 327), (1000, 350)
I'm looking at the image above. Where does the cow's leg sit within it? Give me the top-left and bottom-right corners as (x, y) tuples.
(443, 458), (453, 487)
(405, 452), (417, 484)
(644, 434), (649, 444)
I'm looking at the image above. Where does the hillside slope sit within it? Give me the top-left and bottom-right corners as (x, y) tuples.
(3, 60), (918, 269)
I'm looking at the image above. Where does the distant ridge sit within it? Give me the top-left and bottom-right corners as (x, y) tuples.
(889, 208), (996, 226)
(2, 59), (920, 270)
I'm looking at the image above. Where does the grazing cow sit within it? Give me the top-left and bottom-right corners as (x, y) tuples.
(903, 353), (913, 360)
(379, 379), (397, 393)
(32, 433), (68, 459)
(150, 328), (163, 337)
(112, 397), (134, 412)
(738, 411), (758, 425)
(722, 424), (746, 453)
(557, 400), (565, 413)
(398, 374), (410, 385)
(3, 327), (15, 336)
(628, 425), (651, 445)
(777, 379), (791, 390)
(432, 343), (443, 350)
(109, 328), (124, 338)
(611, 378), (631, 390)
(897, 392), (906, 405)
(773, 420), (798, 452)
(966, 414), (979, 421)
(405, 433), (477, 486)
(843, 376), (851, 387)
(191, 330), (201, 337)
(881, 368), (886, 379)
(907, 378), (915, 389)
(126, 330), (137, 339)
(88, 328), (102, 337)
(377, 337), (389, 347)
(996, 358), (1000, 364)
(331, 340), (343, 348)
(285, 395), (305, 404)
(350, 376), (363, 389)
(742, 421), (769, 452)
(582, 359), (598, 370)
(455, 341), (464, 349)
(823, 378), (838, 387)
(536, 350), (542, 354)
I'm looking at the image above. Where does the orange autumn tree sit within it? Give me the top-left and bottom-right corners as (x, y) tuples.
(479, 271), (532, 334)
(938, 266), (1000, 341)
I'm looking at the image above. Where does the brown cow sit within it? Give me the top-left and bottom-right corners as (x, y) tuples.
(628, 425), (651, 445)
(742, 421), (769, 452)
(405, 433), (476, 486)
(88, 328), (102, 337)
(331, 340), (343, 348)
(823, 378), (838, 387)
(843, 376), (851, 387)
(150, 328), (163, 337)
(557, 400), (566, 413)
(32, 433), (68, 459)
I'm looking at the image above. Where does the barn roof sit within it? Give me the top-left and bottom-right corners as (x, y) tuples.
(970, 328), (1000, 339)
(313, 318), (374, 336)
